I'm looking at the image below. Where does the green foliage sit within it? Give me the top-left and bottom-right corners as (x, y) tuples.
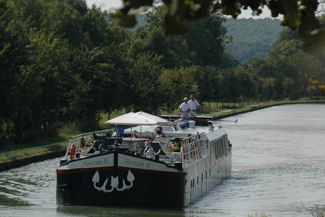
(1, 0), (324, 149)
(305, 74), (325, 95)
(186, 13), (227, 66)
(216, 66), (255, 102)
(131, 6), (229, 68)
(112, 0), (325, 52)
(0, 0), (130, 144)
(128, 52), (164, 113)
(225, 18), (283, 63)
(159, 66), (199, 111)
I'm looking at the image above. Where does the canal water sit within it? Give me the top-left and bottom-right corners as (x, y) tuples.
(0, 104), (324, 217)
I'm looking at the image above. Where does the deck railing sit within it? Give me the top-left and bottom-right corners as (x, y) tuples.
(66, 129), (114, 159)
(65, 129), (210, 169)
(181, 134), (209, 168)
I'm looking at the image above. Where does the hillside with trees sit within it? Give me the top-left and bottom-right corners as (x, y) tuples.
(0, 0), (324, 147)
(225, 18), (283, 63)
(135, 16), (283, 63)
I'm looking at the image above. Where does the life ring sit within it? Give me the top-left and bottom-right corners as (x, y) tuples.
(70, 144), (76, 160)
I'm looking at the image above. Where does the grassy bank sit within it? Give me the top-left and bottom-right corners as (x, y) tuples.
(0, 124), (76, 169)
(0, 142), (67, 164)
(0, 122), (80, 153)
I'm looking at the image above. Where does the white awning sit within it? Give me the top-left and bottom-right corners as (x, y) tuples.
(105, 112), (158, 126)
(105, 112), (171, 126)
(136, 111), (170, 126)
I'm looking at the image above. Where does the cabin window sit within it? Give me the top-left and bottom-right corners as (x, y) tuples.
(221, 137), (226, 156)
(215, 141), (218, 159)
(218, 140), (222, 158)
(219, 138), (222, 157)
(215, 140), (220, 159)
(223, 135), (228, 155)
(201, 174), (203, 181)
(197, 176), (199, 184)
(224, 135), (229, 154)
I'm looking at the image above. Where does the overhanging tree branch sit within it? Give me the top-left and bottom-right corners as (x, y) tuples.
(111, 0), (325, 52)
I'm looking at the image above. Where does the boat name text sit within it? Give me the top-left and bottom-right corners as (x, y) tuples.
(122, 159), (151, 169)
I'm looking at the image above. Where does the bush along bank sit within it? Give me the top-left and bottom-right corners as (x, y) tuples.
(0, 142), (67, 172)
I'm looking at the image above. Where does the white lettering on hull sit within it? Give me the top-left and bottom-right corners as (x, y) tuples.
(121, 159), (152, 169)
(118, 154), (178, 172)
(83, 157), (110, 167)
(61, 155), (113, 170)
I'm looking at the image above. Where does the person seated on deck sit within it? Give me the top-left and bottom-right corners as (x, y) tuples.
(134, 141), (146, 156)
(133, 126), (166, 140)
(153, 126), (166, 138)
(179, 97), (191, 120)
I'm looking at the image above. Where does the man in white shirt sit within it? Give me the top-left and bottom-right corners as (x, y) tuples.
(179, 97), (190, 120)
(188, 94), (200, 118)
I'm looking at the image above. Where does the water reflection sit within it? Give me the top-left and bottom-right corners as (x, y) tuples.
(0, 104), (325, 217)
(57, 206), (186, 217)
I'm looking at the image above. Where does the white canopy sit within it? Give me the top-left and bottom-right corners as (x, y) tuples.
(136, 111), (170, 126)
(105, 112), (170, 126)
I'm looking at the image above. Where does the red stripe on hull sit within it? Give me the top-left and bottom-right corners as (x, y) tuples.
(118, 166), (186, 176)
(56, 166), (185, 176)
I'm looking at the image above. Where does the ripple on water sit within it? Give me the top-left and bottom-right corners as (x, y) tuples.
(0, 104), (325, 217)
(0, 194), (30, 207)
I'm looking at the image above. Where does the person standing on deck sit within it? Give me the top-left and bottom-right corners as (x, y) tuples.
(179, 97), (190, 120)
(188, 94), (200, 118)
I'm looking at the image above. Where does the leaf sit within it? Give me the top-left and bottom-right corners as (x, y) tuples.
(319, 85), (325, 94)
(164, 15), (188, 34)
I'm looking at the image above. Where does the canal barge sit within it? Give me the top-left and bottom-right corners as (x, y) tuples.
(56, 112), (232, 208)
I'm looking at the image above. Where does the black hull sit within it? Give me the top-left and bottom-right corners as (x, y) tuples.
(57, 151), (187, 208)
(57, 166), (185, 208)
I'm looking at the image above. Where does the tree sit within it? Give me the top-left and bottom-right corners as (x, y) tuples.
(112, 0), (325, 52)
(217, 66), (255, 103)
(186, 13), (227, 66)
(130, 7), (190, 68)
(128, 52), (164, 113)
(159, 67), (199, 112)
(192, 66), (218, 103)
